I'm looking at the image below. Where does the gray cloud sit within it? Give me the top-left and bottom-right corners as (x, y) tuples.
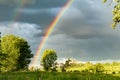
(51, 0), (113, 39)
(0, 22), (43, 54)
(0, 0), (67, 30)
(41, 0), (120, 61)
(0, 0), (35, 5)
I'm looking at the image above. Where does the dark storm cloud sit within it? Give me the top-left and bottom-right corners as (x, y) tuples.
(26, 0), (68, 9)
(42, 0), (120, 61)
(0, 0), (32, 4)
(0, 0), (68, 8)
(0, 0), (68, 33)
(51, 0), (113, 39)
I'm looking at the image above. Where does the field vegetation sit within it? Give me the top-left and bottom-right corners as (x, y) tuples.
(0, 71), (120, 80)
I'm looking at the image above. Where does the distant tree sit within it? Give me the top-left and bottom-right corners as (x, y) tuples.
(64, 58), (72, 67)
(0, 34), (33, 72)
(89, 63), (105, 73)
(51, 62), (58, 72)
(60, 58), (73, 72)
(41, 49), (57, 71)
(103, 0), (120, 29)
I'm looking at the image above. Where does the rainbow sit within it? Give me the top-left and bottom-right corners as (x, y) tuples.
(31, 0), (74, 66)
(6, 0), (28, 34)
(13, 0), (28, 21)
(6, 0), (28, 32)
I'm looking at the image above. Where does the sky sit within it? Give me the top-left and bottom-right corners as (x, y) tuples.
(0, 0), (120, 66)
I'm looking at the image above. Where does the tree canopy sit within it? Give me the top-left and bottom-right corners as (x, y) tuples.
(0, 34), (33, 72)
(41, 49), (57, 71)
(103, 0), (120, 29)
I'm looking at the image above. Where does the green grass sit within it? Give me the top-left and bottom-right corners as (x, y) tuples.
(0, 71), (120, 80)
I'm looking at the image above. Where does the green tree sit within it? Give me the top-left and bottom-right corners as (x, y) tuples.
(0, 32), (2, 71)
(0, 34), (33, 72)
(89, 63), (105, 73)
(0, 33), (6, 72)
(103, 0), (120, 29)
(64, 58), (72, 67)
(41, 49), (57, 71)
(0, 32), (1, 53)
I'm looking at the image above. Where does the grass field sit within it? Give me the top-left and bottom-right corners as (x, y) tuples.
(0, 62), (120, 80)
(0, 71), (120, 80)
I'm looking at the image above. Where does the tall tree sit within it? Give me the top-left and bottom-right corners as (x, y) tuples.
(0, 32), (1, 56)
(0, 32), (6, 72)
(0, 34), (33, 72)
(0, 32), (2, 71)
(41, 49), (57, 71)
(103, 0), (120, 29)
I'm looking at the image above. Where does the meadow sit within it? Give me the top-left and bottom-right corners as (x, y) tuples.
(0, 71), (120, 80)
(1, 61), (120, 80)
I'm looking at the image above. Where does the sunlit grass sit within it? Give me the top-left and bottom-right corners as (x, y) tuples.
(0, 71), (120, 80)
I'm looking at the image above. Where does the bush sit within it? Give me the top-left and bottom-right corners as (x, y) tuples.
(88, 63), (105, 73)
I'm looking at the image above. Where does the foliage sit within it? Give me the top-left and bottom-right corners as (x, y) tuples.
(0, 34), (33, 72)
(103, 0), (120, 29)
(0, 32), (2, 72)
(60, 58), (73, 72)
(41, 49), (57, 71)
(88, 63), (105, 73)
(103, 0), (107, 3)
(51, 62), (58, 72)
(65, 61), (120, 74)
(64, 58), (72, 67)
(0, 32), (1, 54)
